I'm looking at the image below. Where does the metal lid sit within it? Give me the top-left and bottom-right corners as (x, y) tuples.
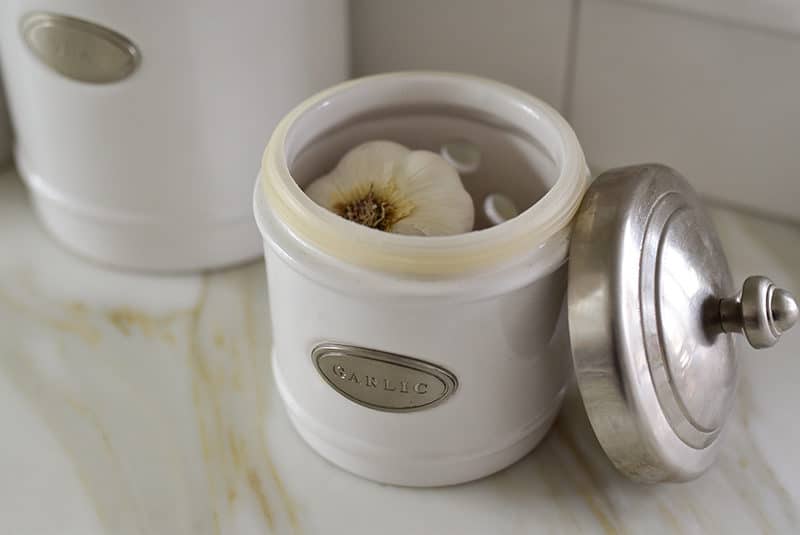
(567, 164), (798, 483)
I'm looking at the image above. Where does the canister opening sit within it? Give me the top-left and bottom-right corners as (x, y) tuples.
(259, 72), (589, 276)
(287, 103), (556, 231)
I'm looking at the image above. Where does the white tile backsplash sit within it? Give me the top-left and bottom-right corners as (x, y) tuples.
(350, 0), (800, 221)
(571, 0), (800, 221)
(350, 0), (574, 111)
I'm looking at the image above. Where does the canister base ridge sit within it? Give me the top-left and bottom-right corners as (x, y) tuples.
(19, 153), (262, 272)
(273, 352), (563, 487)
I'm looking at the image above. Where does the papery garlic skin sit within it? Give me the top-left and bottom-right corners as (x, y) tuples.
(305, 141), (475, 236)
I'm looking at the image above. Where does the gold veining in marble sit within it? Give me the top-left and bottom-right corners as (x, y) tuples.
(0, 287), (102, 345)
(187, 269), (300, 534)
(552, 421), (619, 535)
(0, 259), (300, 533)
(106, 306), (183, 346)
(247, 469), (275, 529)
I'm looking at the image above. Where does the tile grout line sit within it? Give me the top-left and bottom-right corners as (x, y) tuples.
(611, 0), (800, 42)
(561, 0), (583, 123)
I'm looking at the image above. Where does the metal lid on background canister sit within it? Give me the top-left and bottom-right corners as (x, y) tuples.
(566, 164), (798, 483)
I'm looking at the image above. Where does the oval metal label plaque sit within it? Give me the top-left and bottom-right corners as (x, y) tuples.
(21, 12), (140, 84)
(312, 343), (458, 412)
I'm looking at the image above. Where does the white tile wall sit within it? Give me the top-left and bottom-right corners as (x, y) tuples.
(351, 0), (800, 221)
(570, 0), (800, 221)
(350, 0), (574, 111)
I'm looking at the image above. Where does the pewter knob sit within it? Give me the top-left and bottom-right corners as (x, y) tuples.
(772, 288), (800, 333)
(719, 276), (798, 349)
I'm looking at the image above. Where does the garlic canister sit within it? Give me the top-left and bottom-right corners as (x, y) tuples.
(254, 72), (799, 487)
(254, 72), (589, 486)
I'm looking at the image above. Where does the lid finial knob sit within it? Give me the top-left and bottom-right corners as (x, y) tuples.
(719, 276), (798, 349)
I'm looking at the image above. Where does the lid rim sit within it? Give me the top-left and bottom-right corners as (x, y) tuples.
(568, 164), (735, 483)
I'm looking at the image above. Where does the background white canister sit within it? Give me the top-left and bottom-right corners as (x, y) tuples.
(255, 73), (590, 486)
(0, 0), (348, 271)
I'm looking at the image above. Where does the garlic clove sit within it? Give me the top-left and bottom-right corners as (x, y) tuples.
(390, 149), (475, 236)
(305, 140), (475, 236)
(304, 140), (408, 206)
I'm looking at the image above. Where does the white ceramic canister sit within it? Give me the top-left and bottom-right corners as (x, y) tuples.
(0, 0), (348, 271)
(254, 72), (590, 486)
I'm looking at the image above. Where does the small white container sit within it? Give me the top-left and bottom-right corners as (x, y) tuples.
(254, 73), (589, 486)
(0, 0), (348, 271)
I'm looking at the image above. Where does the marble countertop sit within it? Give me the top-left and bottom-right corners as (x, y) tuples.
(0, 167), (798, 535)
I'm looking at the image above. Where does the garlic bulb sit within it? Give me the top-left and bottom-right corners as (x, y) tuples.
(305, 141), (475, 236)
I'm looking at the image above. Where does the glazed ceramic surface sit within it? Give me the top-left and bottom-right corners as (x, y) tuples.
(254, 73), (589, 485)
(0, 0), (348, 271)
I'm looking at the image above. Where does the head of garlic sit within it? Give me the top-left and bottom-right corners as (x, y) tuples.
(304, 140), (475, 236)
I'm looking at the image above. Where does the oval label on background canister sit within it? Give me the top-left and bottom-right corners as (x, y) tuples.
(21, 12), (140, 84)
(312, 343), (458, 412)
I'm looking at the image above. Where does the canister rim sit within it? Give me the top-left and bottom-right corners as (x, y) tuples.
(256, 72), (589, 276)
